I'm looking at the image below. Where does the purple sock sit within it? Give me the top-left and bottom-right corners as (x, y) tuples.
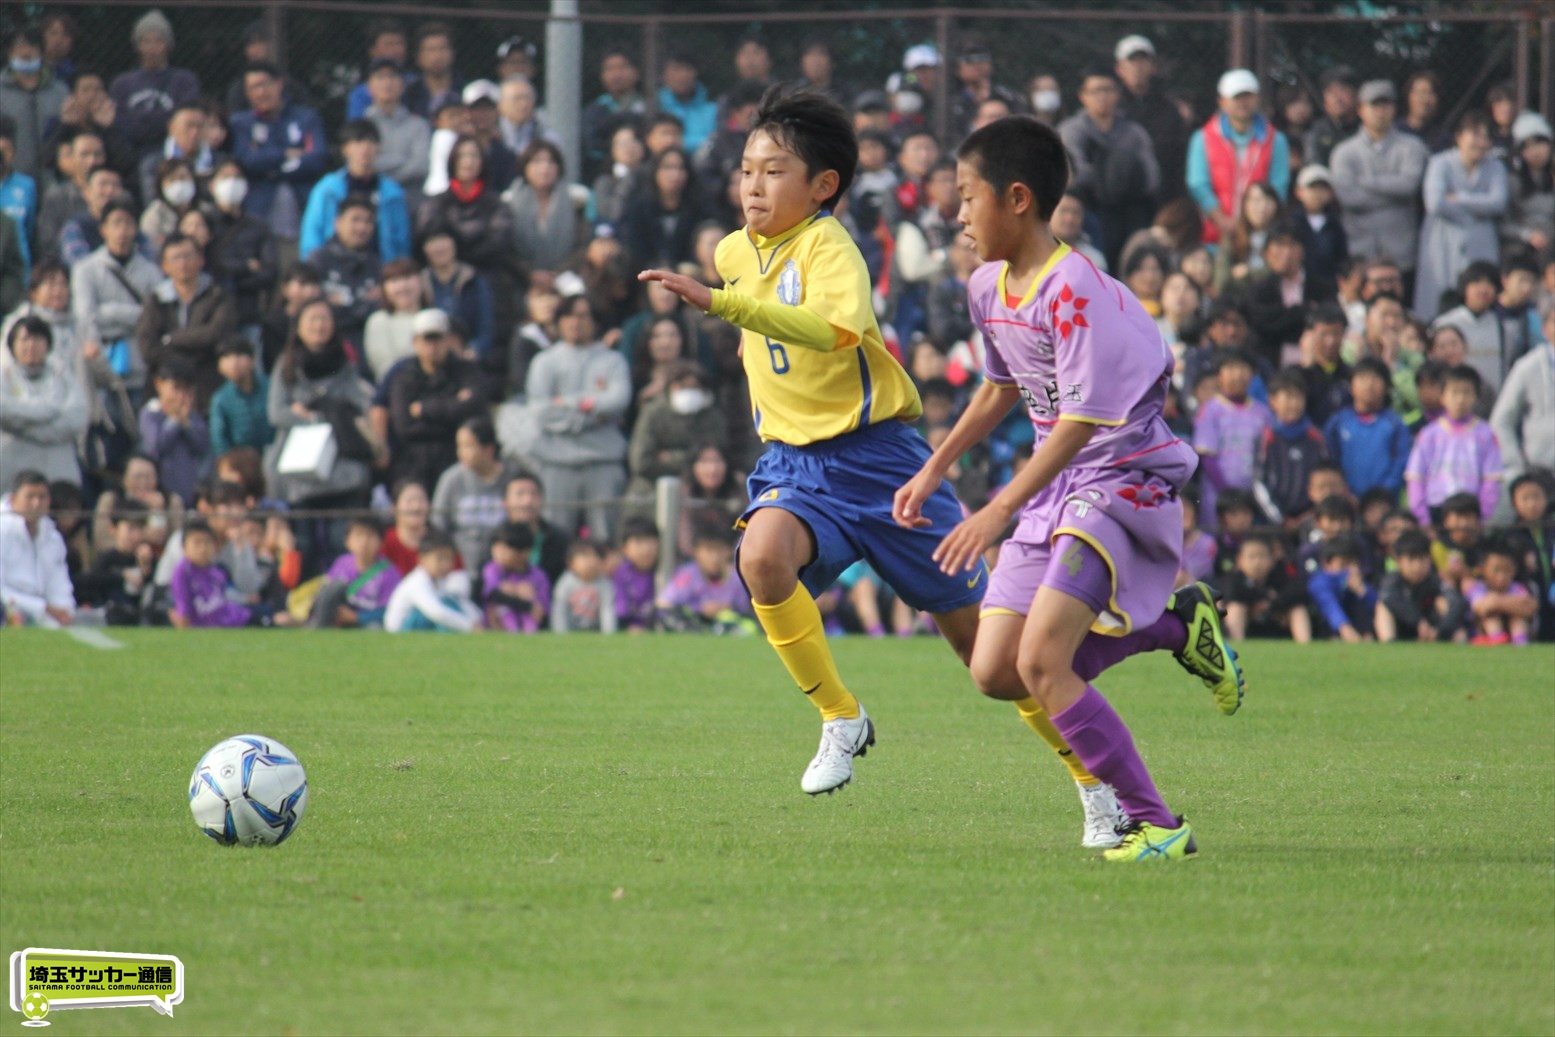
(1050, 686), (1175, 828)
(1071, 612), (1187, 682)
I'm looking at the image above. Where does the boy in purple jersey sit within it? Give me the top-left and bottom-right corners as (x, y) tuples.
(895, 117), (1244, 861)
(316, 516), (402, 628)
(658, 526), (755, 634)
(1405, 365), (1503, 526)
(614, 518), (661, 632)
(483, 522), (551, 633)
(1194, 350), (1274, 521)
(170, 520), (253, 629)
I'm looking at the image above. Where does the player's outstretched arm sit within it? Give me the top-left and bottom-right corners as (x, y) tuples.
(893, 380), (1020, 529)
(933, 418), (1098, 574)
(638, 269), (713, 313)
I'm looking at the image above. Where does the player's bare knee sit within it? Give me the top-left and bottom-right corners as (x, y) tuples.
(738, 547), (798, 605)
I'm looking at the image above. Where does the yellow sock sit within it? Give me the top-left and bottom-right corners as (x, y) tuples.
(1013, 697), (1099, 786)
(753, 585), (859, 721)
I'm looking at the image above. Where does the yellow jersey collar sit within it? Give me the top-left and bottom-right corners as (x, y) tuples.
(997, 241), (1072, 310)
(749, 210), (826, 252)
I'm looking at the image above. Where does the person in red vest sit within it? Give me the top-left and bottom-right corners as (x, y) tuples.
(1187, 69), (1291, 247)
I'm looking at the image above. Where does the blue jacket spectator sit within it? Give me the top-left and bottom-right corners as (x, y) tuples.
(230, 64), (326, 240)
(299, 171), (410, 264)
(1305, 539), (1377, 639)
(0, 163), (38, 281)
(1324, 405), (1411, 498)
(657, 57), (717, 153)
(422, 259), (493, 361)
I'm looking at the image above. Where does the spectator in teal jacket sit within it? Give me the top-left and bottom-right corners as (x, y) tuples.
(299, 119), (410, 264)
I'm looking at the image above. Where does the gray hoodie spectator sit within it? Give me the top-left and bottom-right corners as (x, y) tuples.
(70, 210), (163, 395)
(1329, 81), (1429, 274)
(0, 30), (68, 181)
(0, 315), (88, 489)
(1490, 338), (1555, 485)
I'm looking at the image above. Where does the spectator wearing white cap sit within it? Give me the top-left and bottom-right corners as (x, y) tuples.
(387, 306), (485, 495)
(1500, 111), (1552, 262)
(108, 9), (201, 157)
(1186, 68), (1290, 247)
(1114, 34), (1189, 203)
(1291, 163), (1349, 296)
(1329, 79), (1428, 287)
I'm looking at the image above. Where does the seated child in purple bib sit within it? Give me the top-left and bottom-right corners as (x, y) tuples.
(483, 521), (552, 633)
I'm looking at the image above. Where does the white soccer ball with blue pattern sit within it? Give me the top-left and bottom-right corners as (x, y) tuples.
(189, 735), (308, 846)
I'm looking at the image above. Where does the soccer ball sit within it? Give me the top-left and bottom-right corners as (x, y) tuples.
(189, 735), (309, 846)
(21, 991), (48, 1019)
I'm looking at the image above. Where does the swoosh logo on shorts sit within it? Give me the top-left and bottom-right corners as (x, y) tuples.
(966, 573), (981, 588)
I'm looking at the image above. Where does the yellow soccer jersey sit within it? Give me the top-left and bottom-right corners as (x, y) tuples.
(711, 212), (921, 446)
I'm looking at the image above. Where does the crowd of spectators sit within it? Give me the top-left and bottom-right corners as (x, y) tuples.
(0, 11), (1551, 643)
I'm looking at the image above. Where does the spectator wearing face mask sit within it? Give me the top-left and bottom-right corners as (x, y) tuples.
(624, 361), (723, 520)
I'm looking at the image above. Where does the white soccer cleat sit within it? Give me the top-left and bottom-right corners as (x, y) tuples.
(800, 705), (875, 795)
(1078, 782), (1128, 849)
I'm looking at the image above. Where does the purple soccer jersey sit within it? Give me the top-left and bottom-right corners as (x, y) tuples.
(1193, 394), (1275, 520)
(481, 561), (552, 633)
(1405, 416), (1504, 523)
(659, 562), (752, 616)
(170, 558), (251, 628)
(968, 245), (1198, 631)
(613, 561), (657, 630)
(326, 554), (403, 610)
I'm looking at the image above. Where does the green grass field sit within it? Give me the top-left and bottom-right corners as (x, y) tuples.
(1, 630), (1551, 1036)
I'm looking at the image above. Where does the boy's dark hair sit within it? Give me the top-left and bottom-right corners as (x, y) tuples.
(337, 193), (376, 219)
(365, 17), (406, 47)
(567, 538), (604, 561)
(665, 52), (699, 72)
(1415, 359), (1448, 387)
(210, 479), (249, 507)
(154, 358), (198, 387)
(691, 523), (735, 548)
(244, 61), (282, 81)
(1508, 473), (1550, 504)
(1351, 356), (1391, 384)
(619, 517), (660, 544)
(340, 118), (382, 146)
(1207, 298), (1247, 325)
(955, 116), (1070, 221)
(1479, 535), (1520, 569)
(748, 85), (856, 209)
(459, 415), (497, 449)
(158, 232), (198, 262)
(726, 78), (768, 113)
(419, 529), (456, 556)
(1315, 494), (1357, 523)
(182, 518), (216, 542)
(100, 198), (139, 225)
(415, 21), (453, 47)
(284, 262), (323, 286)
(1267, 370), (1308, 398)
(1457, 260), (1500, 292)
(1502, 252), (1540, 280)
(11, 469), (48, 493)
(1393, 528), (1432, 559)
(1238, 531), (1275, 554)
(346, 514), (384, 538)
(1214, 487), (1255, 518)
(1443, 364), (1481, 393)
(919, 376), (955, 402)
(648, 111), (685, 134)
(1309, 459), (1344, 481)
(1213, 347), (1256, 373)
(1381, 507), (1417, 528)
(1440, 492), (1482, 519)
(1305, 301), (1348, 330)
(495, 520), (535, 553)
(0, 113), (15, 143)
(26, 259), (66, 292)
(112, 497), (151, 525)
(1358, 487), (1396, 515)
(503, 470), (542, 496)
(1321, 534), (1363, 564)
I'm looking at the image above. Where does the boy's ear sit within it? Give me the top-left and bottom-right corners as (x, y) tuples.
(1007, 181), (1033, 217)
(811, 168), (840, 205)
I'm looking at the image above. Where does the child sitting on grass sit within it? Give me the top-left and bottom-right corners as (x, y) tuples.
(170, 519), (254, 629)
(314, 515), (401, 629)
(657, 525), (753, 634)
(384, 530), (482, 633)
(551, 540), (616, 633)
(483, 521), (551, 633)
(78, 498), (154, 626)
(613, 517), (661, 632)
(1465, 538), (1538, 646)
(1375, 528), (1466, 643)
(1306, 534), (1376, 643)
(1218, 534), (1311, 642)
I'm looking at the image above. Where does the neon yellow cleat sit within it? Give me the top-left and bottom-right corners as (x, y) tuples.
(1169, 582), (1245, 715)
(1102, 817), (1197, 862)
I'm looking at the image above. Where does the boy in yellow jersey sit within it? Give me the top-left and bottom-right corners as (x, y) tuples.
(642, 88), (1120, 829)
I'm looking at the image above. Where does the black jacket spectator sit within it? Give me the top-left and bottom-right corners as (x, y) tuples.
(206, 204), (278, 328)
(621, 147), (702, 269)
(1294, 208), (1349, 297)
(386, 354), (485, 495)
(311, 238), (381, 349)
(1246, 271), (1334, 367)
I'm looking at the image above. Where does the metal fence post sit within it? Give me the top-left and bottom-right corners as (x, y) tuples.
(1513, 16), (1530, 112)
(654, 477), (681, 589)
(266, 0), (287, 78)
(1230, 10), (1253, 71)
(934, 9), (951, 151)
(546, 0), (582, 183)
(642, 18), (661, 117)
(1543, 18), (1554, 120)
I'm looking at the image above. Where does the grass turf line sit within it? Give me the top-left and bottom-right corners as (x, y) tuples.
(1, 631), (1551, 1035)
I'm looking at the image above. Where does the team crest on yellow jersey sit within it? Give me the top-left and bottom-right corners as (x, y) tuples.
(777, 259), (803, 305)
